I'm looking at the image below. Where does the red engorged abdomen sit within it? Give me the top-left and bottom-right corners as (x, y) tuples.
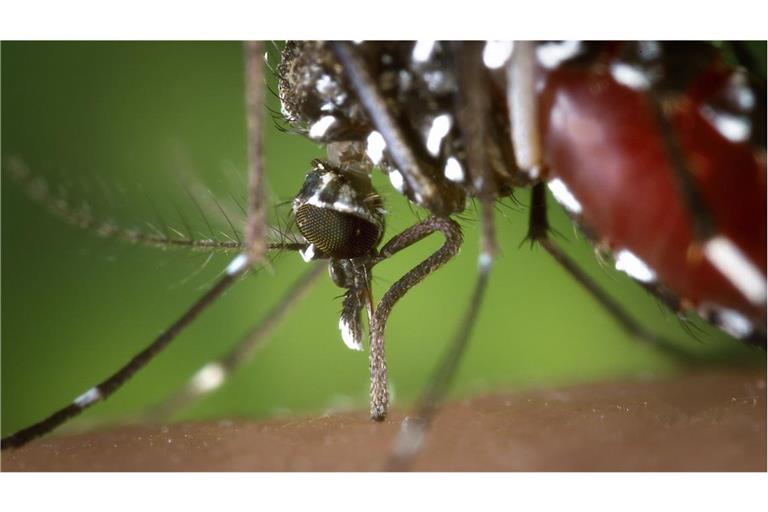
(538, 64), (766, 322)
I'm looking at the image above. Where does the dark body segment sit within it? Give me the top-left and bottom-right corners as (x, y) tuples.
(279, 41), (766, 339)
(538, 43), (766, 326)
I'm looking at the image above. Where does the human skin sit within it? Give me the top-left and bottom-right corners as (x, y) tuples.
(3, 367), (764, 471)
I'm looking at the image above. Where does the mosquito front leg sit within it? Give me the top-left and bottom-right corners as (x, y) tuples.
(367, 216), (463, 421)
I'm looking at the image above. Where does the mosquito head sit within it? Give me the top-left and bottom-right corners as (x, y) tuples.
(293, 159), (386, 261)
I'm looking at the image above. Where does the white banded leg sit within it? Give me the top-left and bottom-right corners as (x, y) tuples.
(146, 262), (325, 419)
(386, 42), (499, 470)
(367, 217), (464, 421)
(1, 42), (277, 450)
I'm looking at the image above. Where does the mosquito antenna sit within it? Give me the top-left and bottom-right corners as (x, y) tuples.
(171, 199), (196, 243)
(3, 157), (245, 253)
(210, 192), (243, 245)
(145, 191), (173, 242)
(229, 190), (248, 218)
(184, 185), (219, 241)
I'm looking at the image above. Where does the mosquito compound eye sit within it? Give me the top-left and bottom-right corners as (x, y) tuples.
(295, 204), (380, 259)
(293, 160), (386, 260)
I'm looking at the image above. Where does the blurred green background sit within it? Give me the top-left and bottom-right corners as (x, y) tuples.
(1, 42), (760, 437)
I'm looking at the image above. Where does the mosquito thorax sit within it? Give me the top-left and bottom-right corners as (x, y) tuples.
(293, 159), (386, 261)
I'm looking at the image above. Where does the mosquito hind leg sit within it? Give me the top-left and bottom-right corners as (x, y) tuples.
(146, 261), (325, 420)
(385, 245), (493, 471)
(386, 42), (500, 470)
(526, 182), (707, 363)
(1, 264), (244, 450)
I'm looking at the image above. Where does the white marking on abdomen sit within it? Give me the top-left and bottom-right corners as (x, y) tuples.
(704, 236), (766, 305)
(614, 249), (657, 283)
(74, 387), (102, 408)
(700, 106), (751, 143)
(610, 62), (651, 91)
(426, 114), (452, 157)
(483, 41), (514, 69)
(190, 362), (227, 393)
(547, 178), (583, 215)
(444, 157), (464, 183)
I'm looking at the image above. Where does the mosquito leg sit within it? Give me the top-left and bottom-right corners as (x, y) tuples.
(146, 261), (325, 420)
(453, 41), (499, 260)
(2, 44), (290, 450)
(3, 157), (245, 253)
(0, 255), (249, 450)
(504, 46), (713, 360)
(386, 43), (499, 470)
(526, 182), (707, 362)
(367, 217), (463, 421)
(385, 259), (492, 471)
(244, 41), (268, 264)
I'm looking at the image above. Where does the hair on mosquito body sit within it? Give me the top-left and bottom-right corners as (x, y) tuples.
(2, 41), (764, 469)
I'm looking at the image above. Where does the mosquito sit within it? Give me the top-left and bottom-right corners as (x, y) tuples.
(2, 41), (765, 472)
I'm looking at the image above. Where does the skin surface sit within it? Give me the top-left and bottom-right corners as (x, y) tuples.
(2, 368), (765, 471)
